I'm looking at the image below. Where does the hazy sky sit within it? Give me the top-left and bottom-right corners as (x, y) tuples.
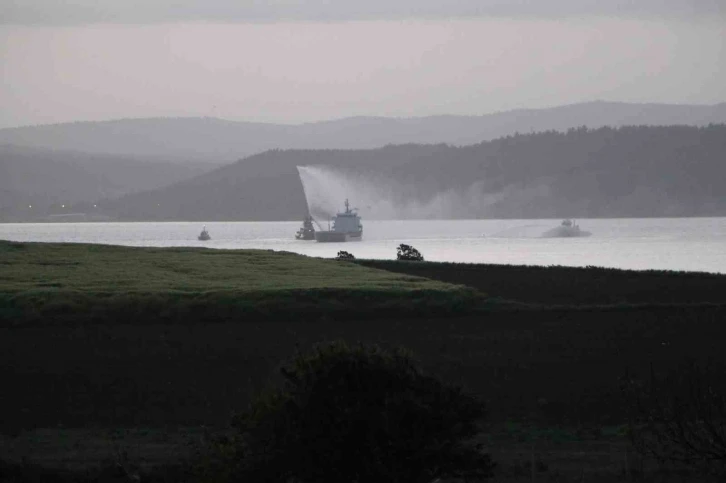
(1, 1), (724, 128)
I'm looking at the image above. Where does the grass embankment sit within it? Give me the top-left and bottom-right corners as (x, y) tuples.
(0, 240), (481, 326)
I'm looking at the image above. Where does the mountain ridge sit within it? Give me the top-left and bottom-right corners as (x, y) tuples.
(2, 101), (724, 162)
(89, 124), (726, 222)
(5, 100), (725, 129)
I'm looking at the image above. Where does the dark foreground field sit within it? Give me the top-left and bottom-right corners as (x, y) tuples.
(1, 241), (726, 481)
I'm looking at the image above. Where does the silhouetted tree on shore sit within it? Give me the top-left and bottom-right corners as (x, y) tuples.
(397, 244), (424, 261)
(335, 250), (355, 260)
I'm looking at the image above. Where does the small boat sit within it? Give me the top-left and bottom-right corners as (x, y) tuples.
(295, 215), (316, 240)
(198, 225), (211, 241)
(542, 219), (591, 238)
(315, 199), (363, 242)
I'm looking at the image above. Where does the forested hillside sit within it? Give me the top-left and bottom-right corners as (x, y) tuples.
(96, 124), (726, 221)
(0, 145), (216, 221)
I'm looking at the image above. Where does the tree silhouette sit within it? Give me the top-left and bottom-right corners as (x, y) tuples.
(231, 341), (493, 483)
(335, 250), (355, 260)
(397, 244), (424, 261)
(622, 360), (726, 477)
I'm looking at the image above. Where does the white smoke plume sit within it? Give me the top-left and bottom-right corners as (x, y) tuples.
(296, 165), (549, 220)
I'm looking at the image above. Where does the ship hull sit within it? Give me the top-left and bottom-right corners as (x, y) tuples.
(541, 226), (591, 238)
(315, 231), (362, 242)
(295, 230), (316, 240)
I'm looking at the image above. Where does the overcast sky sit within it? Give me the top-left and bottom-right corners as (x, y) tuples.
(1, 1), (724, 128)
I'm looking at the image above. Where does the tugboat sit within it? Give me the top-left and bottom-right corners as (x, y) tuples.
(295, 215), (316, 240)
(198, 225), (211, 241)
(315, 199), (363, 242)
(542, 219), (591, 238)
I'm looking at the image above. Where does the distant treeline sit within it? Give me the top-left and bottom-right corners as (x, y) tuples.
(0, 145), (216, 222)
(95, 124), (726, 220)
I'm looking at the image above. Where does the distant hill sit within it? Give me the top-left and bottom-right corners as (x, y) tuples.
(0, 145), (217, 221)
(1, 101), (724, 162)
(96, 124), (726, 221)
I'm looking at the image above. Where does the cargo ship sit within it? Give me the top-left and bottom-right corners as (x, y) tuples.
(315, 199), (363, 242)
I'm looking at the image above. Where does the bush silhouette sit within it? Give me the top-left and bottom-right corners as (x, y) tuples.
(397, 243), (424, 261)
(622, 360), (726, 476)
(231, 341), (493, 483)
(335, 250), (355, 260)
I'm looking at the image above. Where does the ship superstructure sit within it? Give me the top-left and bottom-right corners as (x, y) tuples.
(295, 215), (316, 240)
(315, 199), (363, 242)
(542, 219), (591, 238)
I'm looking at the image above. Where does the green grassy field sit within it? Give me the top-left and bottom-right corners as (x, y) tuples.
(2, 240), (726, 481)
(0, 240), (482, 326)
(0, 240), (456, 293)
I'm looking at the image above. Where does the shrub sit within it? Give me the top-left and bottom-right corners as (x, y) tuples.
(335, 250), (355, 260)
(397, 243), (424, 261)
(621, 360), (726, 476)
(231, 341), (493, 483)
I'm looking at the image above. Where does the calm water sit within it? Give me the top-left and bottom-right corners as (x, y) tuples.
(2, 218), (726, 274)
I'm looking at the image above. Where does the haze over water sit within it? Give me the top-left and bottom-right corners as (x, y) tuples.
(2, 218), (726, 274)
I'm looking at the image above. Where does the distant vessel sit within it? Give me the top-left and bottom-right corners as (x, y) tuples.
(315, 199), (363, 242)
(542, 219), (591, 238)
(295, 215), (316, 240)
(198, 225), (211, 241)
